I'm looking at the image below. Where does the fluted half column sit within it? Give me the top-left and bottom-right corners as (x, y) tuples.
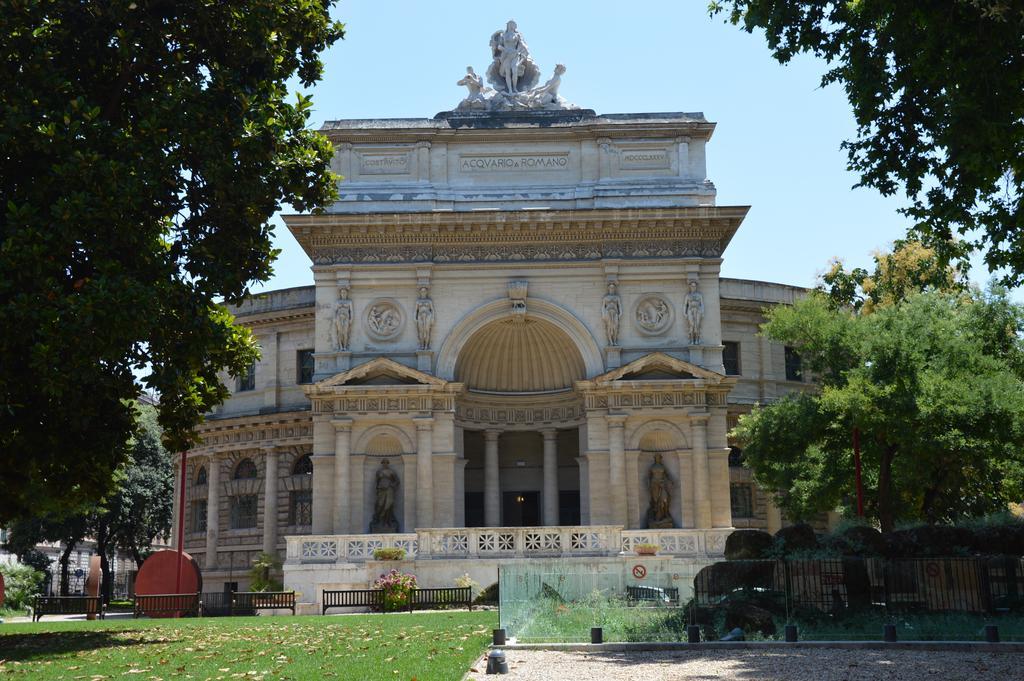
(262, 447), (279, 555)
(542, 429), (559, 526)
(415, 417), (434, 528)
(607, 415), (628, 527)
(691, 416), (712, 528)
(205, 456), (220, 570)
(484, 429), (501, 527)
(332, 419), (352, 534)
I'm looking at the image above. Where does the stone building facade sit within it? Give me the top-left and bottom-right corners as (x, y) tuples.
(172, 28), (813, 599)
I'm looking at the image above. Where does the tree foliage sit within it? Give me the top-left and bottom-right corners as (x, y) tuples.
(0, 1), (343, 521)
(735, 248), (1024, 531)
(710, 1), (1024, 284)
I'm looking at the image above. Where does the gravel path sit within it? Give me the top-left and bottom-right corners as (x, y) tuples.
(477, 648), (1024, 680)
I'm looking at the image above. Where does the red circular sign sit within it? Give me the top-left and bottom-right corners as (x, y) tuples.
(925, 562), (940, 578)
(632, 564), (647, 579)
(136, 550), (203, 618)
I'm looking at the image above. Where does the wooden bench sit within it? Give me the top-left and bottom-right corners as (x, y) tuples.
(232, 591), (296, 615)
(410, 587), (473, 611)
(626, 585), (679, 604)
(322, 587), (472, 614)
(32, 596), (105, 622)
(323, 588), (384, 614)
(133, 593), (201, 618)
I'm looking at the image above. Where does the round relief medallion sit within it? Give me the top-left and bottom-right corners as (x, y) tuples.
(364, 298), (405, 341)
(634, 294), (674, 336)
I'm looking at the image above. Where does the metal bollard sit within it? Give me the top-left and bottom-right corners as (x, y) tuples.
(493, 629), (506, 646)
(784, 624), (798, 642)
(883, 624), (897, 642)
(687, 624), (701, 643)
(985, 625), (1000, 643)
(485, 649), (508, 675)
(591, 627), (603, 644)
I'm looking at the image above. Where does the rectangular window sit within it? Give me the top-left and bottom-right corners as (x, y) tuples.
(297, 349), (315, 384)
(722, 341), (741, 376)
(289, 490), (313, 526)
(192, 499), (208, 533)
(237, 362), (256, 392)
(230, 494), (258, 529)
(784, 346), (803, 382)
(730, 483), (754, 518)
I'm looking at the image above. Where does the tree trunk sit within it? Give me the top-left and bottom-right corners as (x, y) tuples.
(132, 546), (144, 569)
(877, 444), (897, 533)
(94, 523), (112, 604)
(58, 542), (76, 596)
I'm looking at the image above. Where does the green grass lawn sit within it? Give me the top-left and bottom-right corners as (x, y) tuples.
(0, 610), (497, 680)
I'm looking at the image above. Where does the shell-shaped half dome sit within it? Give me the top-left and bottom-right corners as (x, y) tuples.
(455, 317), (586, 393)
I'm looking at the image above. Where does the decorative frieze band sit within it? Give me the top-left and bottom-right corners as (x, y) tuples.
(310, 238), (724, 266)
(583, 389), (728, 411)
(311, 394), (456, 415)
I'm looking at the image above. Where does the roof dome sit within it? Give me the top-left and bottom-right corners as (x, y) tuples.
(455, 317), (586, 393)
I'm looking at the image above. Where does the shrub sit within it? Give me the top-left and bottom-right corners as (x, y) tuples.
(248, 552), (283, 592)
(454, 572), (480, 598)
(1, 563), (45, 610)
(372, 548), (406, 561)
(475, 582), (499, 605)
(372, 569), (417, 612)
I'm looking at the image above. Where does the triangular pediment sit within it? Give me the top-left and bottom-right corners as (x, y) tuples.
(316, 357), (448, 388)
(592, 352), (726, 384)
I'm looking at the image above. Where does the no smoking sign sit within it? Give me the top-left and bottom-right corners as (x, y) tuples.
(632, 564), (647, 579)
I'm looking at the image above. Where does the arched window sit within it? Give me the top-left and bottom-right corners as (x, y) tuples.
(195, 466), (208, 485)
(234, 458), (258, 480)
(292, 454), (313, 476)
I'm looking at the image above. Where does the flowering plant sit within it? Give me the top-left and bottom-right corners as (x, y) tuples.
(372, 568), (418, 612)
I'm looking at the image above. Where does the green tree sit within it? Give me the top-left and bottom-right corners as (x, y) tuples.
(710, 1), (1024, 284)
(4, 513), (88, 596)
(735, 282), (1024, 531)
(0, 0), (344, 522)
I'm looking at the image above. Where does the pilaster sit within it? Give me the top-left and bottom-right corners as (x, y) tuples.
(332, 418), (352, 534)
(607, 414), (628, 527)
(415, 417), (435, 528)
(205, 455), (220, 569)
(262, 447), (279, 555)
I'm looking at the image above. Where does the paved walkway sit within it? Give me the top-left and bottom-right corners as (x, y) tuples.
(487, 648), (1024, 680)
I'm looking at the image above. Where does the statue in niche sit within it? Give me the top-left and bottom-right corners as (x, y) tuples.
(370, 459), (400, 533)
(333, 287), (353, 351)
(415, 287), (434, 350)
(456, 67), (492, 110)
(683, 280), (705, 345)
(601, 282), (622, 346)
(645, 452), (675, 529)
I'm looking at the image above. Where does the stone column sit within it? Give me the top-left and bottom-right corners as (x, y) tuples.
(691, 416), (712, 528)
(262, 447), (279, 555)
(415, 417), (434, 527)
(542, 429), (559, 526)
(205, 456), (220, 570)
(607, 415), (628, 527)
(484, 429), (501, 527)
(332, 419), (352, 534)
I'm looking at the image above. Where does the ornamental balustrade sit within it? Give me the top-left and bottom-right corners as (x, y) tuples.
(287, 526), (730, 565)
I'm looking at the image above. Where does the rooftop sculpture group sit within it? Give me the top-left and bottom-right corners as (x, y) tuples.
(456, 20), (577, 112)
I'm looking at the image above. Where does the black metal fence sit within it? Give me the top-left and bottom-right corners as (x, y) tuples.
(694, 557), (1024, 618)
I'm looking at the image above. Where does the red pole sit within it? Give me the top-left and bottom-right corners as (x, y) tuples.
(175, 450), (187, 594)
(853, 427), (864, 517)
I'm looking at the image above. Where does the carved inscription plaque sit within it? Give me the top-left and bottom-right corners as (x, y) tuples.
(459, 152), (570, 172)
(621, 149), (671, 170)
(359, 152), (411, 175)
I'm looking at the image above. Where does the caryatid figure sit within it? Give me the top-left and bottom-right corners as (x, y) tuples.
(415, 286), (434, 350)
(333, 287), (353, 351)
(683, 280), (704, 345)
(601, 282), (622, 346)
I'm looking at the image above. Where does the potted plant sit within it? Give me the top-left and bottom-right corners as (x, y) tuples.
(372, 547), (406, 561)
(634, 543), (659, 556)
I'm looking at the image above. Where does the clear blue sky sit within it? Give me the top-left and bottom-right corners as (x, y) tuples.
(255, 1), (1002, 296)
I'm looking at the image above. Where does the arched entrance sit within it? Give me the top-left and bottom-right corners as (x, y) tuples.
(453, 315), (588, 528)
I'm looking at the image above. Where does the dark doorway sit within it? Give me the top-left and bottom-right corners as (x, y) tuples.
(502, 491), (541, 527)
(464, 492), (485, 527)
(559, 490), (581, 525)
